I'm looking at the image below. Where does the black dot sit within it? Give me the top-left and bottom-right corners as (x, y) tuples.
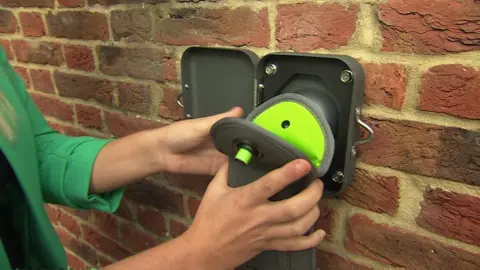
(281, 120), (290, 129)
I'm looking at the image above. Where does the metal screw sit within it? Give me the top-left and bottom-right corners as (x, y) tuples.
(340, 70), (353, 83)
(186, 114), (192, 118)
(332, 171), (344, 184)
(265, 64), (277, 76)
(258, 84), (265, 89)
(351, 147), (357, 158)
(184, 84), (190, 89)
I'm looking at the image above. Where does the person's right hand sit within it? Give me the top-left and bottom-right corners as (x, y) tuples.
(182, 158), (326, 270)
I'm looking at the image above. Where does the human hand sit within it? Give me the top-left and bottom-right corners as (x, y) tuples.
(154, 107), (243, 176)
(181, 159), (326, 270)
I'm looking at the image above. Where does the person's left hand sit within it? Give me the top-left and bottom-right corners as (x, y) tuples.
(154, 107), (244, 176)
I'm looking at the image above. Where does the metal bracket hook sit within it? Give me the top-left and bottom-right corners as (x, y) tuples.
(352, 107), (374, 157)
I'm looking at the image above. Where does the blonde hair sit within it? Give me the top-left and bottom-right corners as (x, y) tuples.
(0, 91), (15, 141)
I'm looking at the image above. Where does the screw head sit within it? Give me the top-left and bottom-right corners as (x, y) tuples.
(184, 84), (190, 89)
(340, 70), (353, 83)
(186, 113), (192, 118)
(265, 64), (277, 76)
(332, 171), (344, 184)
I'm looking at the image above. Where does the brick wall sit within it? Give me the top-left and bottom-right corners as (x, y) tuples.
(1, 0), (479, 269)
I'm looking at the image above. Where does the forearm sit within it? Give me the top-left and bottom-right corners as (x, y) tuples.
(89, 130), (164, 194)
(103, 235), (216, 270)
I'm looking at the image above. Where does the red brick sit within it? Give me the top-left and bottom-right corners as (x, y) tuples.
(187, 196), (200, 218)
(89, 0), (168, 4)
(118, 82), (153, 114)
(66, 251), (88, 269)
(11, 40), (64, 66)
(159, 87), (183, 120)
(358, 117), (480, 186)
(19, 12), (46, 37)
(314, 202), (335, 241)
(104, 111), (164, 137)
(276, 4), (358, 51)
(58, 0), (85, 7)
(0, 10), (17, 34)
(30, 69), (55, 94)
(57, 208), (82, 236)
(13, 66), (31, 89)
(416, 187), (480, 247)
(90, 211), (121, 240)
(47, 121), (64, 133)
(76, 104), (102, 130)
(64, 45), (95, 72)
(81, 224), (131, 260)
(341, 168), (399, 215)
(54, 71), (114, 105)
(363, 63), (406, 110)
(346, 214), (480, 269)
(119, 222), (161, 252)
(125, 181), (185, 216)
(164, 173), (211, 196)
(419, 64), (480, 120)
(114, 199), (135, 222)
(111, 9), (152, 42)
(0, 0), (54, 7)
(155, 7), (269, 47)
(137, 205), (167, 237)
(378, 0), (480, 54)
(55, 226), (100, 267)
(62, 126), (90, 137)
(169, 218), (188, 238)
(61, 206), (94, 221)
(0, 39), (13, 60)
(31, 93), (74, 122)
(97, 255), (113, 268)
(97, 45), (175, 81)
(46, 11), (109, 41)
(316, 250), (372, 270)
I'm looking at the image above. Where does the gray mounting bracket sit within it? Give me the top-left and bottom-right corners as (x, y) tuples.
(177, 46), (373, 197)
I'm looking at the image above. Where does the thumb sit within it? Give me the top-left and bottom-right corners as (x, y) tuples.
(194, 106), (244, 135)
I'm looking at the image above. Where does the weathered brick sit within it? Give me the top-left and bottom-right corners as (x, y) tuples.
(118, 82), (153, 114)
(169, 218), (188, 238)
(155, 7), (269, 47)
(119, 222), (161, 252)
(416, 187), (480, 247)
(54, 71), (114, 105)
(111, 9), (152, 42)
(11, 40), (63, 66)
(0, 10), (17, 34)
(187, 196), (200, 218)
(358, 118), (480, 186)
(66, 252), (88, 269)
(104, 111), (164, 137)
(19, 12), (46, 37)
(31, 93), (74, 122)
(46, 11), (109, 41)
(62, 126), (91, 137)
(89, 0), (168, 4)
(89, 211), (121, 241)
(81, 224), (131, 260)
(314, 202), (335, 241)
(378, 0), (480, 54)
(76, 104), (102, 130)
(363, 63), (407, 110)
(30, 69), (55, 94)
(346, 214), (480, 269)
(64, 45), (95, 72)
(97, 46), (175, 81)
(0, 0), (54, 7)
(159, 87), (183, 120)
(276, 4), (359, 51)
(13, 66), (30, 88)
(58, 0), (85, 7)
(419, 64), (480, 120)
(0, 39), (13, 60)
(164, 173), (211, 196)
(341, 168), (399, 215)
(316, 250), (372, 270)
(55, 226), (100, 267)
(125, 181), (185, 216)
(114, 199), (135, 222)
(137, 205), (167, 237)
(47, 121), (64, 133)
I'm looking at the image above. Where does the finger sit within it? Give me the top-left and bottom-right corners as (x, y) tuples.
(207, 161), (230, 190)
(265, 179), (324, 223)
(244, 159), (312, 205)
(264, 229), (326, 252)
(266, 205), (320, 239)
(191, 106), (244, 136)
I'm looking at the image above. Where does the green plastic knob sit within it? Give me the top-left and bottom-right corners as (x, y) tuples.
(235, 147), (253, 165)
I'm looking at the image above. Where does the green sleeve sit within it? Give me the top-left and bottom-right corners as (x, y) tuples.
(3, 52), (124, 213)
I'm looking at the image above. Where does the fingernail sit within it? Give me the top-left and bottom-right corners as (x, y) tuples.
(295, 160), (309, 173)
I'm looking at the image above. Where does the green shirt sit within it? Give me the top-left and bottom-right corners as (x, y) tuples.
(0, 47), (124, 269)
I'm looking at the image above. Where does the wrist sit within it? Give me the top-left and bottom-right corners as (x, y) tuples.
(137, 129), (168, 174)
